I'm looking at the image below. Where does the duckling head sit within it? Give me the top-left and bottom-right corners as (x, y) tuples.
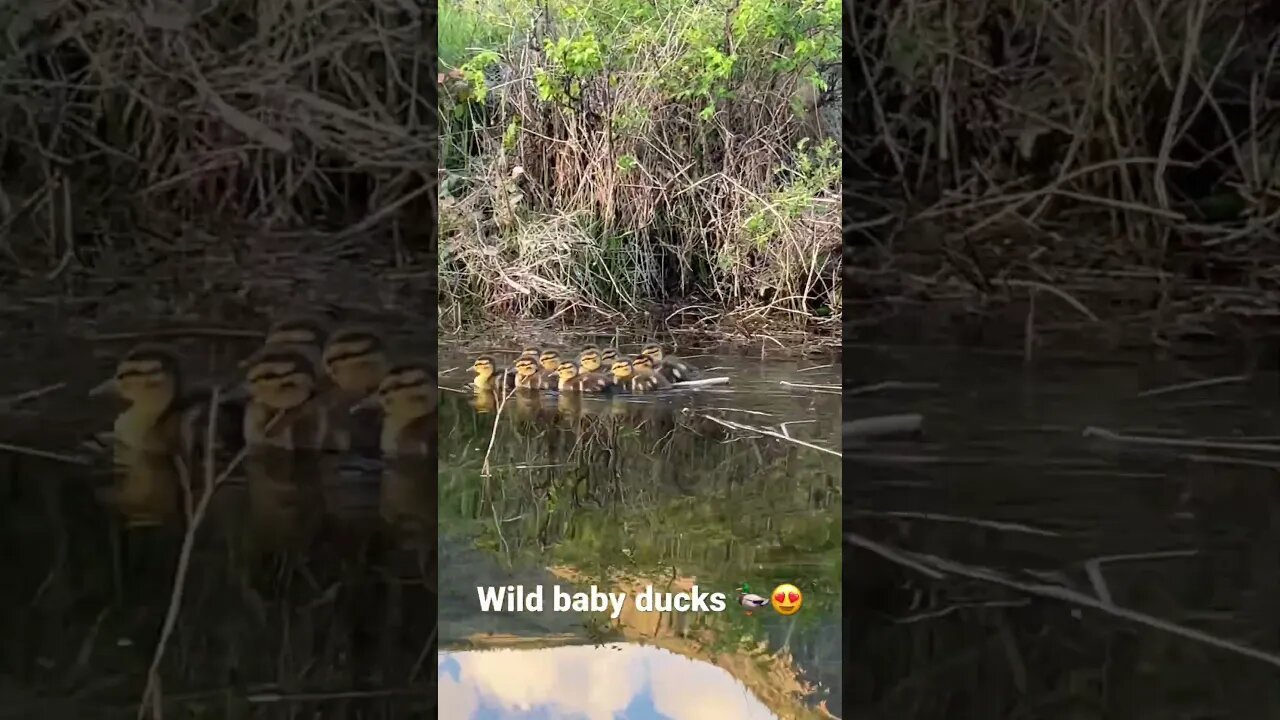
(578, 346), (602, 372)
(556, 361), (578, 386)
(323, 327), (388, 395)
(610, 359), (634, 381)
(600, 347), (619, 365)
(640, 344), (665, 364)
(90, 344), (181, 413)
(244, 344), (321, 411)
(515, 357), (540, 379)
(519, 346), (541, 359)
(472, 356), (497, 382)
(538, 350), (561, 372)
(372, 363), (436, 424)
(632, 354), (657, 376)
(264, 316), (328, 347)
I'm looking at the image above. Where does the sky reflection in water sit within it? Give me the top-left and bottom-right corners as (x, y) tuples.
(439, 644), (777, 719)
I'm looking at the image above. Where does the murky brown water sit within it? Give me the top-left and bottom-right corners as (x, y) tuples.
(849, 344), (1280, 719)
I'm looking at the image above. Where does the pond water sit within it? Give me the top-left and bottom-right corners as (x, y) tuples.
(438, 343), (842, 719)
(0, 328), (434, 718)
(848, 344), (1280, 719)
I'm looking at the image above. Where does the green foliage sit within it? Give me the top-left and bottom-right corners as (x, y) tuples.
(742, 138), (839, 248)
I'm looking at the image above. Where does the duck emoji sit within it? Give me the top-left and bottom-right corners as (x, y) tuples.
(738, 583), (770, 615)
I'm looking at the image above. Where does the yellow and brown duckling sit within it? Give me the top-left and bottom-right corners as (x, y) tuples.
(556, 361), (611, 393)
(640, 344), (698, 383)
(515, 355), (557, 390)
(241, 343), (335, 450)
(357, 362), (435, 456)
(90, 344), (213, 455)
(630, 354), (672, 389)
(538, 350), (562, 373)
(321, 327), (390, 403)
(472, 356), (515, 392)
(609, 358), (664, 393)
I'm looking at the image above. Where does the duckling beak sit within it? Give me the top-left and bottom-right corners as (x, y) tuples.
(88, 377), (117, 397)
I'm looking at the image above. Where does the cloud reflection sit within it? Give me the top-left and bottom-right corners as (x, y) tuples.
(439, 643), (777, 719)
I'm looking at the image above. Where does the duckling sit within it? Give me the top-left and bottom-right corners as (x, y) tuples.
(609, 359), (663, 393)
(640, 343), (699, 383)
(538, 349), (563, 373)
(519, 346), (541, 359)
(578, 346), (605, 373)
(322, 327), (389, 402)
(89, 344), (204, 454)
(241, 343), (335, 450)
(472, 356), (515, 392)
(630, 354), (672, 389)
(514, 356), (557, 390)
(600, 347), (619, 366)
(556, 361), (611, 393)
(363, 362), (435, 456)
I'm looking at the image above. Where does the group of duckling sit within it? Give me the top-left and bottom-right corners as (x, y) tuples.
(90, 317), (435, 459)
(471, 343), (699, 396)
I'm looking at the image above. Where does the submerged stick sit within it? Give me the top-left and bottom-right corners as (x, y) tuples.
(0, 441), (90, 466)
(845, 414), (923, 439)
(1137, 375), (1248, 398)
(673, 377), (729, 388)
(701, 415), (839, 457)
(851, 534), (1280, 671)
(1084, 426), (1280, 453)
(848, 381), (939, 396)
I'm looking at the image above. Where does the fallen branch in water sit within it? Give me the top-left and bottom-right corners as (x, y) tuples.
(481, 387), (516, 477)
(1083, 426), (1280, 453)
(779, 380), (839, 392)
(0, 441), (90, 466)
(848, 381), (939, 396)
(673, 377), (729, 388)
(1137, 374), (1248, 398)
(701, 415), (839, 457)
(849, 509), (1060, 537)
(847, 533), (1280, 671)
(0, 382), (66, 408)
(846, 414), (923, 439)
(1083, 549), (1197, 605)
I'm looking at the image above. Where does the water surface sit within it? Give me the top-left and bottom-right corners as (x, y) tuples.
(0, 328), (434, 718)
(439, 344), (842, 718)
(849, 344), (1280, 719)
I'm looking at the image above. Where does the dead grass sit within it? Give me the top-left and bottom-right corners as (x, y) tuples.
(0, 0), (434, 288)
(845, 0), (1280, 345)
(437, 0), (841, 334)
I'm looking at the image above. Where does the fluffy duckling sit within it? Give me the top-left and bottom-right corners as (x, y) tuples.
(515, 356), (557, 390)
(600, 347), (619, 366)
(609, 359), (663, 393)
(640, 344), (698, 383)
(322, 327), (389, 402)
(538, 350), (562, 373)
(519, 346), (541, 359)
(630, 354), (672, 389)
(89, 344), (204, 454)
(472, 356), (515, 392)
(578, 346), (605, 373)
(556, 361), (611, 393)
(360, 362), (435, 456)
(241, 343), (335, 450)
